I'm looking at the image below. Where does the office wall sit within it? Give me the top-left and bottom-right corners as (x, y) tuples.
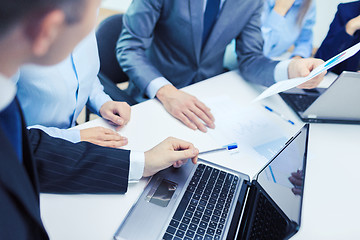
(101, 0), (132, 13)
(101, 0), (357, 47)
(313, 0), (355, 47)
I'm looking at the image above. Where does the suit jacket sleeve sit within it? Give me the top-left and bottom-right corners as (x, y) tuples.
(236, 0), (279, 87)
(28, 128), (130, 194)
(116, 0), (165, 97)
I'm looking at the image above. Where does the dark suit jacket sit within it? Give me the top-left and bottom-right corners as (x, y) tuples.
(315, 1), (360, 75)
(0, 102), (131, 239)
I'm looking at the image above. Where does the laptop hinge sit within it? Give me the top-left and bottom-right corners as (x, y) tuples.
(235, 181), (258, 240)
(227, 180), (251, 240)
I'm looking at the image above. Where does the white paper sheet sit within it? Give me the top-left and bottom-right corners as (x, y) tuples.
(253, 42), (360, 102)
(74, 96), (290, 177)
(204, 96), (287, 146)
(200, 96), (290, 176)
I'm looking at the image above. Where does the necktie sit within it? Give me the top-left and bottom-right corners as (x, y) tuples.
(0, 98), (23, 163)
(202, 0), (221, 46)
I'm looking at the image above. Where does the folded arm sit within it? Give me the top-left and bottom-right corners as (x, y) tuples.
(292, 3), (316, 58)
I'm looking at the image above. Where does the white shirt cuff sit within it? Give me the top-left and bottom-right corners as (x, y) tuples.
(274, 59), (291, 82)
(145, 77), (172, 99)
(128, 151), (145, 183)
(28, 125), (81, 143)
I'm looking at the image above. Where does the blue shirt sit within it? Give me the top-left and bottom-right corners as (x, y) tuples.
(261, 0), (316, 58)
(16, 31), (112, 143)
(14, 32), (145, 182)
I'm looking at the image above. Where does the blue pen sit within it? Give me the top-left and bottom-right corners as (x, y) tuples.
(263, 105), (295, 125)
(199, 143), (238, 155)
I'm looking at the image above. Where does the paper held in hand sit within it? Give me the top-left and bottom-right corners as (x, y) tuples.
(253, 42), (360, 102)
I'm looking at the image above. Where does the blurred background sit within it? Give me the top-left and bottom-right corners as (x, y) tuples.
(99, 0), (355, 49)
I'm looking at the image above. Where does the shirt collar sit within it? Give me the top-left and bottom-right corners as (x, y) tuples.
(0, 74), (16, 112)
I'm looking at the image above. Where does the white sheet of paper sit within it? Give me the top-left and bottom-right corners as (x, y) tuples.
(74, 96), (290, 177)
(204, 97), (287, 147)
(201, 96), (289, 176)
(253, 42), (360, 102)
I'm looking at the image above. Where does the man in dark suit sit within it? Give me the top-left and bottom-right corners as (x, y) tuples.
(117, 0), (326, 133)
(315, 1), (360, 75)
(0, 0), (199, 239)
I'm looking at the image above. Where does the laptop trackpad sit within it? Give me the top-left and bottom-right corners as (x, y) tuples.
(146, 179), (178, 207)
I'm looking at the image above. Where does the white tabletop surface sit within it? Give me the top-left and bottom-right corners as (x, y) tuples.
(40, 71), (360, 239)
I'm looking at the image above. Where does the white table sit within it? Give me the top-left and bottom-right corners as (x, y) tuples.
(40, 71), (360, 239)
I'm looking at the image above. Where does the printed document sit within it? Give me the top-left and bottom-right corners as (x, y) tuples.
(253, 42), (360, 102)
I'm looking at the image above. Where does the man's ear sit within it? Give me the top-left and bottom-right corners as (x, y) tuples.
(31, 10), (65, 57)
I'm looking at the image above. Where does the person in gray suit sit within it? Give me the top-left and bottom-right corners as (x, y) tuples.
(117, 0), (325, 133)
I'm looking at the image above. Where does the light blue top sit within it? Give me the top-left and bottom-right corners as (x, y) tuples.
(15, 31), (146, 182)
(261, 0), (316, 58)
(16, 31), (112, 143)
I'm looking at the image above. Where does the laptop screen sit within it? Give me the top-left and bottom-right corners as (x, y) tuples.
(256, 124), (308, 225)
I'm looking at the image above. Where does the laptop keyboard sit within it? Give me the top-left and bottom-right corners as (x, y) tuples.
(162, 164), (239, 240)
(280, 94), (318, 112)
(249, 193), (287, 240)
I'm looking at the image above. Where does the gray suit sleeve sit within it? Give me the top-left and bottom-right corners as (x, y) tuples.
(236, 0), (280, 87)
(116, 0), (164, 96)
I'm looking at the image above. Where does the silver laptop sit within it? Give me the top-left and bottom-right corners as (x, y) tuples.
(279, 71), (360, 124)
(114, 124), (309, 240)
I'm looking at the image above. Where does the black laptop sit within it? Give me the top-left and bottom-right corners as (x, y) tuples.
(114, 124), (309, 240)
(279, 71), (360, 124)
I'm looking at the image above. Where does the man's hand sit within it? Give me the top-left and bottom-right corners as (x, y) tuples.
(143, 137), (199, 177)
(99, 101), (131, 131)
(346, 15), (360, 36)
(80, 127), (128, 148)
(273, 0), (295, 16)
(156, 85), (215, 132)
(288, 58), (326, 89)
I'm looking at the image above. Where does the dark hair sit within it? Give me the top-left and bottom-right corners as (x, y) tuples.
(0, 0), (84, 38)
(297, 0), (312, 25)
